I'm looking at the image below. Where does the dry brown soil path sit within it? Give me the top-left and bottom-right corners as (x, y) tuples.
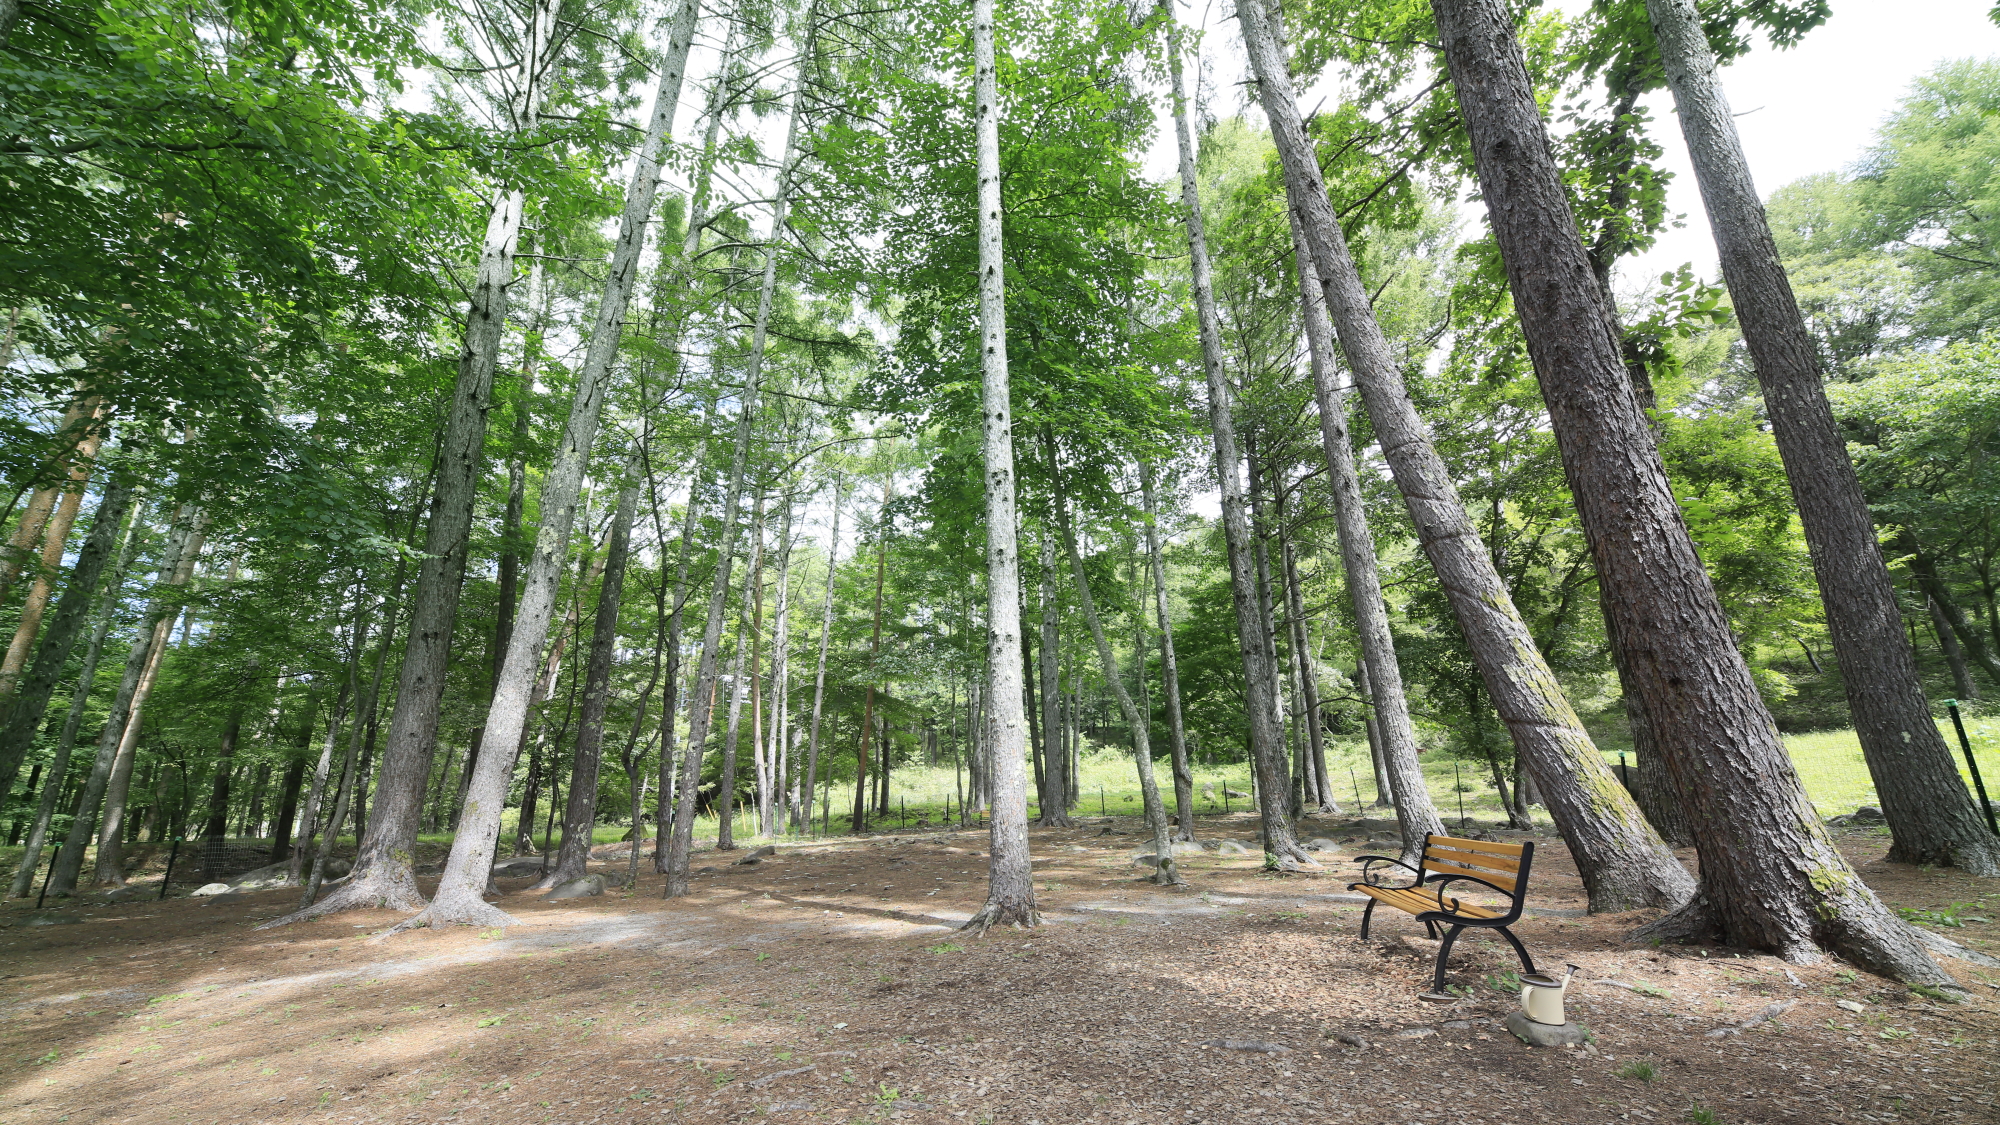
(1, 814), (1995, 1124)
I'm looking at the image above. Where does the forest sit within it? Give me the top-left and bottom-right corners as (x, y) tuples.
(3, 0), (2000, 1118)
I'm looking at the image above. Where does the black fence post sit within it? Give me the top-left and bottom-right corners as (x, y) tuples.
(1946, 700), (2000, 837)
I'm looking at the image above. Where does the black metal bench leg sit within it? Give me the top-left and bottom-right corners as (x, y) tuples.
(1359, 898), (1378, 940)
(1432, 925), (1465, 993)
(1423, 919), (1439, 940)
(1497, 925), (1538, 977)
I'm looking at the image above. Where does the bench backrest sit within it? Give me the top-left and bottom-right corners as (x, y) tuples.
(1421, 835), (1532, 902)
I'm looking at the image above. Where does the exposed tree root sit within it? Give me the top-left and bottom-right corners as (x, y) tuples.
(1628, 888), (1966, 988)
(1146, 856), (1189, 887)
(960, 900), (1040, 934)
(1033, 812), (1076, 828)
(254, 867), (426, 930)
(382, 897), (517, 937)
(1909, 926), (2000, 968)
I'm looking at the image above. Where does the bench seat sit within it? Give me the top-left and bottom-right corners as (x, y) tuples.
(1349, 833), (1539, 994)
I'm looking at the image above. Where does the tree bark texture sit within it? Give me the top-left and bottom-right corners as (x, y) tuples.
(88, 512), (206, 888)
(964, 0), (1037, 931)
(405, 0), (699, 929)
(1053, 481), (1179, 884)
(533, 469), (639, 890)
(6, 486), (142, 897)
(1242, 0), (1690, 909)
(800, 481), (842, 836)
(1284, 213), (1439, 848)
(1139, 468), (1196, 840)
(0, 472), (133, 803)
(1645, 0), (1999, 874)
(1158, 0), (1310, 869)
(1435, 0), (1957, 983)
(0, 418), (101, 704)
(296, 0), (565, 923)
(1035, 535), (1072, 826)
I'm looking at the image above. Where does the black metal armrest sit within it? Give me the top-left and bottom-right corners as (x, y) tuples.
(1351, 854), (1421, 890)
(1419, 872), (1525, 923)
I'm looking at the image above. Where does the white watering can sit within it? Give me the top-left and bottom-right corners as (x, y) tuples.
(1519, 964), (1582, 1026)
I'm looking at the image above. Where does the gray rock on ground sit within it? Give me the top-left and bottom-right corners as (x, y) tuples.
(1214, 840), (1255, 856)
(543, 874), (607, 901)
(226, 862), (292, 890)
(1503, 1011), (1590, 1047)
(732, 845), (778, 866)
(1304, 838), (1339, 851)
(189, 882), (232, 897)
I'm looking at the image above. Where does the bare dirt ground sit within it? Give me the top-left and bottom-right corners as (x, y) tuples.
(2, 813), (1996, 1125)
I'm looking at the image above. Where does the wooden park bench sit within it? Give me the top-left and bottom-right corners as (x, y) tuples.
(1350, 834), (1539, 994)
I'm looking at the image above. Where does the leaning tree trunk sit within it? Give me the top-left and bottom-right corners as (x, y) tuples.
(5, 481), (141, 897)
(0, 472), (132, 805)
(1903, 539), (2000, 689)
(285, 0), (565, 925)
(1931, 597), (1978, 702)
(1434, 0), (1961, 984)
(962, 0), (1037, 931)
(799, 480), (843, 835)
(409, 5), (701, 932)
(664, 18), (813, 892)
(1240, 0), (1691, 909)
(1646, 0), (2000, 875)
(1156, 0), (1311, 870)
(1283, 208), (1440, 855)
(90, 512), (207, 888)
(532, 466), (640, 891)
(0, 420), (102, 705)
(1139, 468), (1196, 840)
(1052, 477), (1180, 886)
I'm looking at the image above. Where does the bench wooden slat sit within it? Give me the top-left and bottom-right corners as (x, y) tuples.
(1429, 835), (1525, 858)
(1427, 842), (1524, 872)
(1355, 884), (1502, 919)
(1423, 856), (1520, 893)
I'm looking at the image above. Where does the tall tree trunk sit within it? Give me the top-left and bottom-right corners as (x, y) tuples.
(290, 623), (364, 885)
(0, 472), (134, 804)
(800, 481), (842, 835)
(963, 0), (1037, 930)
(1434, 0), (1960, 984)
(1244, 444), (1298, 828)
(1155, 2), (1309, 868)
(535, 466), (640, 890)
(853, 504), (886, 835)
(1052, 476), (1179, 885)
(1645, 0), (2000, 875)
(665, 13), (812, 892)
(765, 497), (795, 837)
(721, 491), (766, 849)
(655, 458), (709, 865)
(401, 0), (700, 929)
(1139, 468), (1196, 840)
(1241, 0), (1691, 908)
(1283, 207), (1439, 849)
(6, 486), (142, 897)
(85, 511), (207, 889)
(1034, 535), (1073, 826)
(199, 706), (244, 877)
(1931, 597), (1978, 701)
(1278, 531), (1337, 815)
(0, 421), (101, 703)
(297, 0), (562, 921)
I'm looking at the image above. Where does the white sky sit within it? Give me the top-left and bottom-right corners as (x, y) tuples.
(1605, 0), (2000, 284)
(1165, 0), (2000, 287)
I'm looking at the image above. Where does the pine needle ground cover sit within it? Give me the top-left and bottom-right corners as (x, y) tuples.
(2, 816), (1993, 1124)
